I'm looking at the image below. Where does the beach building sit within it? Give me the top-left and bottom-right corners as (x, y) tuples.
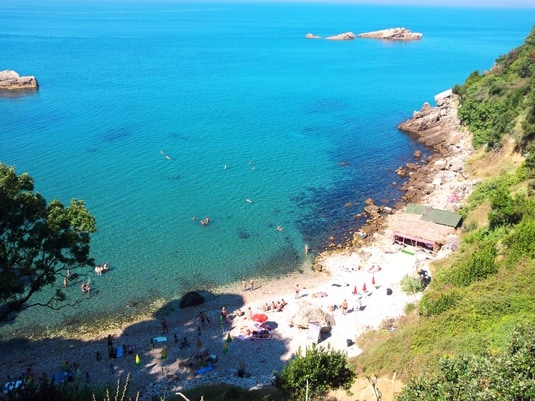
(390, 205), (462, 253)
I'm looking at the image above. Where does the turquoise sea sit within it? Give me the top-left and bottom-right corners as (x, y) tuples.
(1, 1), (534, 334)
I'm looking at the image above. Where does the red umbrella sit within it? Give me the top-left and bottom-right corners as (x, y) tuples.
(250, 313), (268, 323)
(362, 282), (367, 293)
(352, 286), (358, 295)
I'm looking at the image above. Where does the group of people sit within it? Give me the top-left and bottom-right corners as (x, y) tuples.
(94, 262), (109, 276)
(262, 299), (287, 312)
(241, 278), (255, 291)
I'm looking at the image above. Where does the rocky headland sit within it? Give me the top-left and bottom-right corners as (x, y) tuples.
(0, 70), (39, 90)
(396, 89), (475, 207)
(357, 27), (422, 41)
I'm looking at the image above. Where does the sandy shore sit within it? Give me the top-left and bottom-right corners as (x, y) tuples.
(1, 93), (475, 400)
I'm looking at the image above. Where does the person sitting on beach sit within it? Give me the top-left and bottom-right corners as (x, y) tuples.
(102, 262), (109, 271)
(262, 303), (270, 311)
(95, 265), (102, 276)
(180, 337), (190, 349)
(271, 301), (277, 311)
(81, 282), (88, 293)
(220, 306), (229, 322)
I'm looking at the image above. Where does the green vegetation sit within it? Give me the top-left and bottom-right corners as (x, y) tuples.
(355, 24), (535, 399)
(454, 25), (535, 150)
(0, 163), (97, 321)
(273, 343), (356, 401)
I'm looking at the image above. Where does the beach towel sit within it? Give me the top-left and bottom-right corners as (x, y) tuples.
(196, 363), (214, 375)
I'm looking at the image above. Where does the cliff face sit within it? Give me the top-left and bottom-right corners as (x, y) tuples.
(357, 27), (422, 41)
(0, 70), (39, 90)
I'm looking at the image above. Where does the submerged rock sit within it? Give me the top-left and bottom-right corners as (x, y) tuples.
(326, 32), (356, 40)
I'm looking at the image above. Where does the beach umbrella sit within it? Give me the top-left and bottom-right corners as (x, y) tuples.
(372, 275), (376, 285)
(226, 332), (232, 343)
(197, 337), (202, 348)
(251, 313), (268, 323)
(135, 354), (141, 366)
(352, 286), (358, 295)
(362, 282), (367, 293)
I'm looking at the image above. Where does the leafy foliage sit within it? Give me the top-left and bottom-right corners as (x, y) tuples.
(396, 323), (535, 401)
(400, 274), (424, 294)
(274, 343), (356, 401)
(456, 25), (535, 150)
(0, 163), (97, 321)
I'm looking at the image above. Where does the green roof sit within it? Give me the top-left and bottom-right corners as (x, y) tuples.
(406, 204), (462, 228)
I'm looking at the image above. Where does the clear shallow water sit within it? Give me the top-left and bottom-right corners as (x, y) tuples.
(1, 1), (534, 333)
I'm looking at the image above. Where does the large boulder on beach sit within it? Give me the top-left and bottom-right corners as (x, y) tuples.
(0, 70), (39, 90)
(289, 303), (335, 331)
(179, 291), (205, 308)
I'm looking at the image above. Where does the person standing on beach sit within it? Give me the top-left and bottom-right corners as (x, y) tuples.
(199, 311), (209, 327)
(341, 299), (348, 315)
(242, 279), (247, 291)
(161, 318), (169, 334)
(295, 284), (300, 299)
(250, 278), (255, 291)
(63, 276), (68, 289)
(107, 334), (113, 351)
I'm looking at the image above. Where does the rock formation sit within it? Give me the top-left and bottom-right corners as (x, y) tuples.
(0, 70), (39, 90)
(396, 89), (475, 206)
(357, 27), (422, 41)
(326, 32), (356, 41)
(397, 89), (462, 156)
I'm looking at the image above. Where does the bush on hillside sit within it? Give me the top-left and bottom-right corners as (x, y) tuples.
(273, 343), (356, 401)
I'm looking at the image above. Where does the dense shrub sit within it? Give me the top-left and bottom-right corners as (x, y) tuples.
(396, 322), (535, 401)
(274, 343), (355, 401)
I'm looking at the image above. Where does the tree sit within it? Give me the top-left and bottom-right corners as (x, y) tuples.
(274, 343), (356, 401)
(0, 163), (96, 321)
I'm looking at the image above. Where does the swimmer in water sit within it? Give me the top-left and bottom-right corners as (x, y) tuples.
(246, 199), (253, 203)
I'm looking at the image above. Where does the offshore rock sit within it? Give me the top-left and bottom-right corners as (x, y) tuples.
(326, 32), (356, 40)
(357, 27), (422, 41)
(0, 70), (39, 90)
